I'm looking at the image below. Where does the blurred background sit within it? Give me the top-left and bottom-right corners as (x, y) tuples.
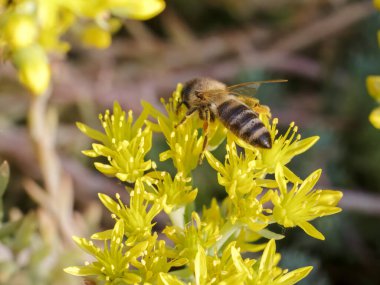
(1, 0), (380, 284)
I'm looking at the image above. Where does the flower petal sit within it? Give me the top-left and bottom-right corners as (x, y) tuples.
(298, 221), (325, 240)
(275, 266), (313, 285)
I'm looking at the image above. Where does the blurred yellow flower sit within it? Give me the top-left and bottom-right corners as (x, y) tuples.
(366, 76), (380, 101)
(2, 14), (38, 48)
(374, 0), (380, 11)
(0, 0), (166, 95)
(80, 25), (112, 49)
(110, 0), (166, 20)
(369, 106), (380, 129)
(12, 45), (50, 95)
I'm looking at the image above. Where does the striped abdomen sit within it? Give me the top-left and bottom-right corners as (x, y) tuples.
(217, 98), (272, 148)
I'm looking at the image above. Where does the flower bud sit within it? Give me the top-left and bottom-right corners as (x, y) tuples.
(110, 0), (165, 20)
(369, 107), (380, 129)
(367, 76), (380, 101)
(80, 25), (111, 49)
(12, 45), (51, 95)
(3, 14), (38, 49)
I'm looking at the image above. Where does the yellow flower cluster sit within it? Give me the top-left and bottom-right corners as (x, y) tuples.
(66, 84), (343, 284)
(0, 0), (165, 95)
(366, 0), (380, 128)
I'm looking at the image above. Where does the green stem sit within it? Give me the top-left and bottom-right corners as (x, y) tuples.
(169, 206), (185, 228)
(214, 221), (241, 253)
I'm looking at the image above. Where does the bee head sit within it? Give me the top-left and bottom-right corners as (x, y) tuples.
(181, 77), (226, 107)
(181, 78), (198, 108)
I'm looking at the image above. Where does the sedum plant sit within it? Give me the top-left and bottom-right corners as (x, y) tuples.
(66, 84), (343, 284)
(0, 0), (165, 95)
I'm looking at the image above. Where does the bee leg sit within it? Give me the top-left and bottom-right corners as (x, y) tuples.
(252, 104), (271, 117)
(240, 97), (271, 117)
(175, 101), (184, 115)
(239, 96), (260, 108)
(175, 107), (197, 128)
(199, 109), (210, 164)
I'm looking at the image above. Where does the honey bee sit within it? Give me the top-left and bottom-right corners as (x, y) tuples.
(177, 77), (287, 154)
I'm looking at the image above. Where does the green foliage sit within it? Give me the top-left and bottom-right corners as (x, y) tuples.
(0, 160), (82, 285)
(0, 161), (10, 222)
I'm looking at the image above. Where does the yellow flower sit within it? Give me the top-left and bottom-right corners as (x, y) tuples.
(96, 180), (162, 245)
(64, 219), (146, 284)
(1, 0), (166, 96)
(143, 86), (203, 175)
(2, 14), (38, 48)
(193, 242), (253, 284)
(77, 102), (152, 183)
(158, 272), (186, 285)
(272, 164), (343, 240)
(143, 84), (227, 175)
(110, 0), (166, 20)
(367, 76), (380, 101)
(133, 234), (187, 282)
(369, 106), (380, 129)
(192, 240), (312, 285)
(258, 119), (319, 182)
(251, 239), (313, 285)
(163, 212), (220, 264)
(68, 81), (344, 284)
(205, 139), (272, 233)
(12, 45), (51, 95)
(144, 171), (198, 214)
(80, 24), (111, 49)
(205, 140), (263, 200)
(367, 76), (380, 128)
(374, 0), (380, 11)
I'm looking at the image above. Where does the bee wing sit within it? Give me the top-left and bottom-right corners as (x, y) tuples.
(227, 79), (287, 97)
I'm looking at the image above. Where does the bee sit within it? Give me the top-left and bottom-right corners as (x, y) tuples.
(177, 77), (287, 155)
